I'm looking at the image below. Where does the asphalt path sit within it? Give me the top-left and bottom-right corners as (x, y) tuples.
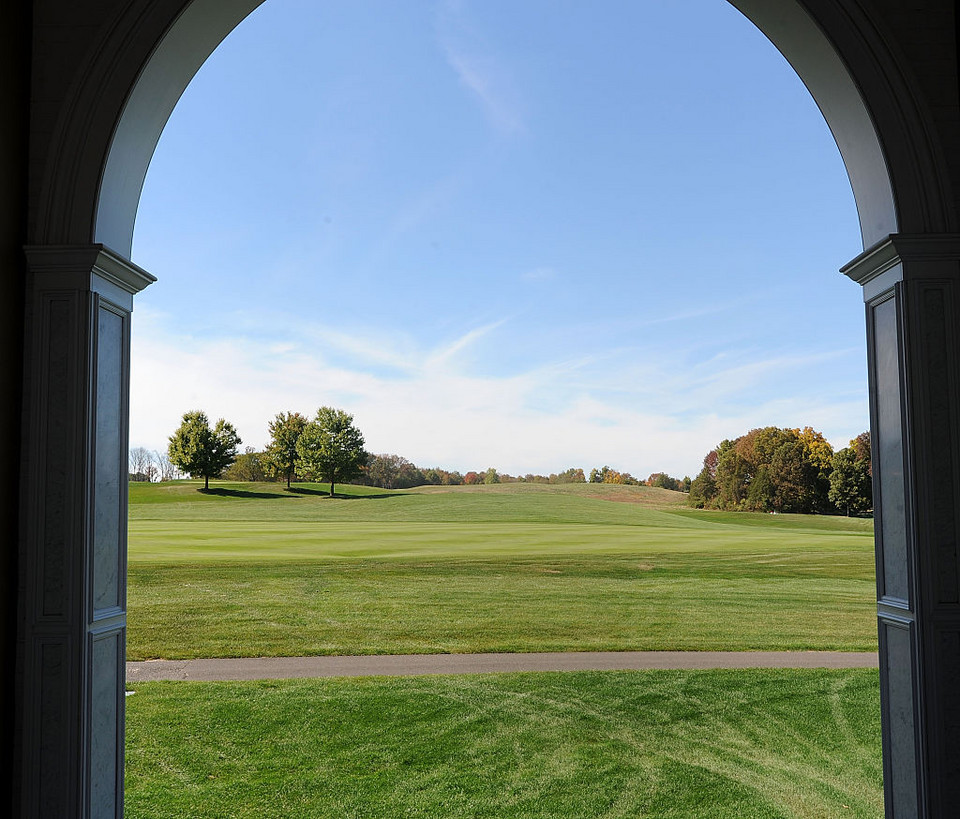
(126, 651), (878, 682)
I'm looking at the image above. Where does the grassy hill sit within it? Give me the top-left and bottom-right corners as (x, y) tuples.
(126, 480), (876, 660)
(129, 478), (871, 530)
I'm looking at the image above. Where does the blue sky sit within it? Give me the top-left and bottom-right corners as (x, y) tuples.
(130, 0), (866, 478)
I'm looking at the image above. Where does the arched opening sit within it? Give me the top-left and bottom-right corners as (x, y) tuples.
(120, 0), (872, 812)
(96, 0), (901, 257)
(17, 0), (960, 816)
(128, 0), (867, 482)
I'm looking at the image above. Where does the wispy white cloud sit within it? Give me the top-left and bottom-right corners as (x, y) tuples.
(425, 319), (507, 370)
(130, 309), (868, 478)
(380, 173), (466, 247)
(436, 0), (526, 135)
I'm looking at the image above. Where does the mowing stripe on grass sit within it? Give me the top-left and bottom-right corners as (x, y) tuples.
(125, 669), (883, 819)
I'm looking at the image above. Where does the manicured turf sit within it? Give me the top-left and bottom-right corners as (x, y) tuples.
(124, 668), (883, 819)
(127, 481), (877, 660)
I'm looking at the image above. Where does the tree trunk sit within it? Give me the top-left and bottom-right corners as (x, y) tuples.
(204, 474), (209, 490)
(329, 481), (335, 498)
(286, 469), (291, 489)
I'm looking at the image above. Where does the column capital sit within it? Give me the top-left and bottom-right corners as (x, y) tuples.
(842, 234), (960, 298)
(23, 243), (156, 296)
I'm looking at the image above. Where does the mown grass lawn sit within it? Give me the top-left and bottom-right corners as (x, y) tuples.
(127, 481), (876, 659)
(125, 668), (883, 819)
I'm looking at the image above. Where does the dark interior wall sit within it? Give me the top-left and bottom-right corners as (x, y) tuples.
(0, 1), (30, 814)
(869, 0), (960, 228)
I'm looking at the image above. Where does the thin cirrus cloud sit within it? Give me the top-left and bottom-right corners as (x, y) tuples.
(435, 1), (527, 136)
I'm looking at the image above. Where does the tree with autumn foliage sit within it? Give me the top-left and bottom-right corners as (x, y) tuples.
(646, 472), (683, 491)
(689, 425), (844, 513)
(363, 454), (425, 489)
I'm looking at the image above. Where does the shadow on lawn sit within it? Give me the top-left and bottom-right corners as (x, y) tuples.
(198, 487), (296, 500)
(287, 486), (402, 500)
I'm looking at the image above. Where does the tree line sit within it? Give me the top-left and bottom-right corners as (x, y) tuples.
(138, 407), (689, 494)
(139, 410), (871, 516)
(688, 426), (872, 516)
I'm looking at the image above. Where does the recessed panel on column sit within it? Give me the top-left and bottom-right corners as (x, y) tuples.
(38, 641), (70, 816)
(93, 306), (124, 614)
(915, 285), (960, 604)
(90, 631), (122, 819)
(936, 629), (960, 809)
(882, 620), (919, 816)
(41, 296), (76, 619)
(873, 296), (909, 603)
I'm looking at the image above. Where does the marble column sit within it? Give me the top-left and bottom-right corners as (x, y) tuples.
(17, 245), (154, 818)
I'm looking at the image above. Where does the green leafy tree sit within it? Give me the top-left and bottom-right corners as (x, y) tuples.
(222, 447), (267, 482)
(422, 468), (444, 485)
(552, 467), (586, 484)
(829, 433), (873, 515)
(483, 467), (500, 485)
(363, 454), (425, 489)
(715, 438), (751, 509)
(688, 449), (719, 508)
(296, 407), (367, 497)
(167, 410), (241, 490)
(647, 472), (681, 491)
(265, 411), (308, 488)
(754, 427), (809, 512)
(688, 465), (716, 508)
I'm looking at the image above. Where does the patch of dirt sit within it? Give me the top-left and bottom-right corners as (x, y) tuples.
(584, 490), (682, 507)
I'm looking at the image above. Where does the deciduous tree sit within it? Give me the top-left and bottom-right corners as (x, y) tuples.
(646, 472), (681, 491)
(129, 447), (155, 482)
(222, 447), (267, 482)
(153, 450), (178, 481)
(688, 462), (717, 508)
(296, 407), (367, 497)
(167, 410), (241, 490)
(829, 433), (873, 515)
(265, 411), (308, 488)
(552, 467), (585, 484)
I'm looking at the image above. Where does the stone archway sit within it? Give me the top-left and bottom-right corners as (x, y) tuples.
(14, 1), (960, 816)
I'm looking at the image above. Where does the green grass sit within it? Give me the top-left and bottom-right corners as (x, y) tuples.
(125, 668), (883, 819)
(127, 481), (877, 659)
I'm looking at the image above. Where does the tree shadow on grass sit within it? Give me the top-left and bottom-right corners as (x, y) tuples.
(198, 487), (296, 500)
(287, 486), (404, 500)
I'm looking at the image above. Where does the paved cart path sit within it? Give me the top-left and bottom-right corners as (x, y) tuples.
(126, 651), (878, 682)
